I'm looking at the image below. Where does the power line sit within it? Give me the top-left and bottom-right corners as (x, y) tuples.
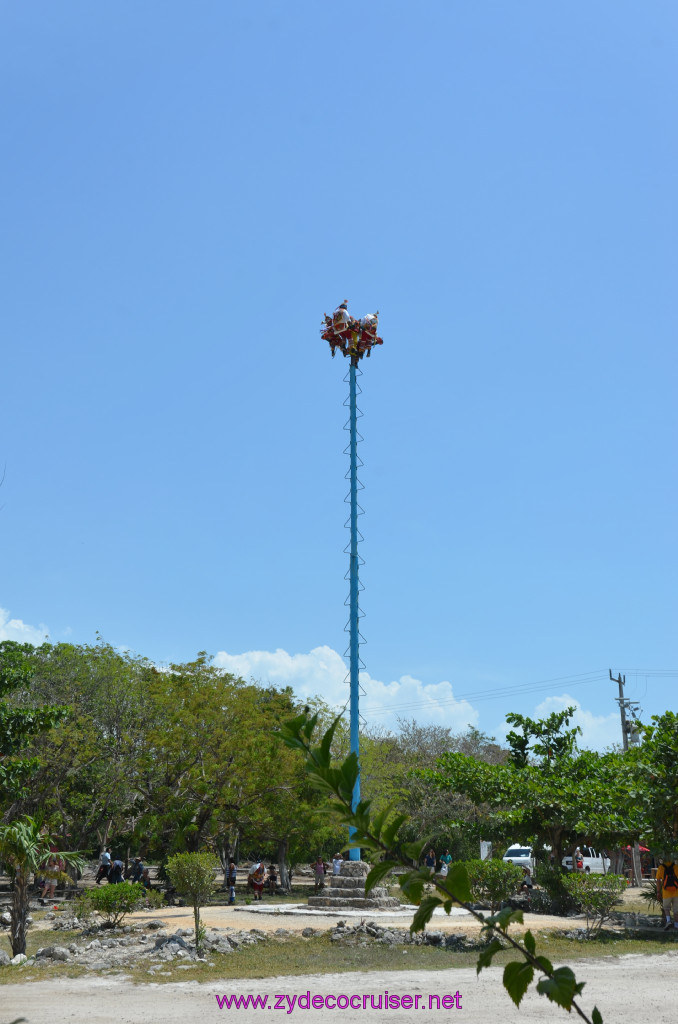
(360, 669), (606, 718)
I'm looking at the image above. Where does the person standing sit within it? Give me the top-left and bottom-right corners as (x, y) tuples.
(227, 860), (237, 905)
(251, 862), (266, 901)
(312, 856), (326, 893)
(424, 849), (437, 876)
(332, 853), (343, 876)
(95, 848), (112, 885)
(108, 857), (124, 884)
(440, 849), (452, 877)
(656, 856), (678, 931)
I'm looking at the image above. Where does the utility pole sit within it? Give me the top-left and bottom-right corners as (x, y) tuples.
(610, 669), (643, 884)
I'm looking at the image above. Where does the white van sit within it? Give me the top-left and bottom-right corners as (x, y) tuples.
(502, 845), (535, 870)
(562, 846), (610, 874)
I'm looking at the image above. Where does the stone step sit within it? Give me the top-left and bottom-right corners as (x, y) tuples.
(318, 886), (389, 900)
(324, 876), (369, 890)
(307, 896), (399, 909)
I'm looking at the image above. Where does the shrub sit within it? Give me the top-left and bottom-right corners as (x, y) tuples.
(562, 872), (626, 937)
(465, 858), (523, 911)
(78, 882), (149, 927)
(165, 852), (217, 953)
(532, 862), (579, 916)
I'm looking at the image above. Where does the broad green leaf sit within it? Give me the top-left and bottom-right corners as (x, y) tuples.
(536, 967), (585, 1009)
(364, 860), (398, 894)
(484, 907), (523, 931)
(410, 895), (441, 933)
(401, 839), (428, 863)
(381, 812), (408, 849)
(503, 960), (534, 1007)
(440, 862), (472, 903)
(523, 929), (536, 956)
(535, 955), (553, 974)
(592, 1006), (603, 1024)
(476, 938), (503, 974)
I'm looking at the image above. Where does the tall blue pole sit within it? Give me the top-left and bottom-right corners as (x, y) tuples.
(348, 358), (361, 860)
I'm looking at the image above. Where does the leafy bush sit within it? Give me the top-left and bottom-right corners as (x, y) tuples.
(562, 873), (626, 937)
(532, 863), (579, 916)
(165, 852), (217, 952)
(78, 882), (149, 926)
(465, 858), (524, 911)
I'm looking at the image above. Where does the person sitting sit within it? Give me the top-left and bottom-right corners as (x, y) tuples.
(520, 866), (534, 895)
(141, 867), (153, 891)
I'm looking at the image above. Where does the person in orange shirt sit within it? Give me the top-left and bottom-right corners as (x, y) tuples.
(655, 856), (678, 931)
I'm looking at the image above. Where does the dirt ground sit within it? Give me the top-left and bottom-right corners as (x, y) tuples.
(3, 953), (678, 1023)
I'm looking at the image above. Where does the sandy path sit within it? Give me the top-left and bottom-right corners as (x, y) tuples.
(3, 953), (678, 1023)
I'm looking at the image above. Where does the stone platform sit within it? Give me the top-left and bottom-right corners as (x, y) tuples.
(307, 859), (399, 911)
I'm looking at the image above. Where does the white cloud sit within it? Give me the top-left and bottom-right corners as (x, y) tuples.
(0, 607), (49, 646)
(213, 645), (479, 732)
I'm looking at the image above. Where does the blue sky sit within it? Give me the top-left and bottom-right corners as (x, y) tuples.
(2, 2), (676, 749)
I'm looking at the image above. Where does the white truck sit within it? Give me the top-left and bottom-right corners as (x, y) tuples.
(562, 845), (610, 874)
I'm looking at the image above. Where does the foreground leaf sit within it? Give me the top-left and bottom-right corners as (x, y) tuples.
(503, 960), (534, 1007)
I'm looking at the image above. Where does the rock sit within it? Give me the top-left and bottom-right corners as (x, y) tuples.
(86, 939), (102, 949)
(301, 927), (315, 937)
(0, 911), (11, 926)
(147, 920), (167, 930)
(0, 950), (11, 966)
(51, 947), (70, 962)
(425, 931), (445, 945)
(381, 930), (397, 944)
(10, 953), (28, 965)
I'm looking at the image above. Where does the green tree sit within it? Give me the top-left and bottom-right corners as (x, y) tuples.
(629, 711), (678, 852)
(360, 721), (506, 860)
(8, 640), (150, 851)
(422, 708), (640, 864)
(0, 816), (85, 955)
(137, 657), (339, 884)
(165, 852), (217, 953)
(0, 641), (67, 814)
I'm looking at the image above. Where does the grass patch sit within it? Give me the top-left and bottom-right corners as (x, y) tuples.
(4, 926), (677, 986)
(127, 928), (678, 985)
(126, 933), (475, 984)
